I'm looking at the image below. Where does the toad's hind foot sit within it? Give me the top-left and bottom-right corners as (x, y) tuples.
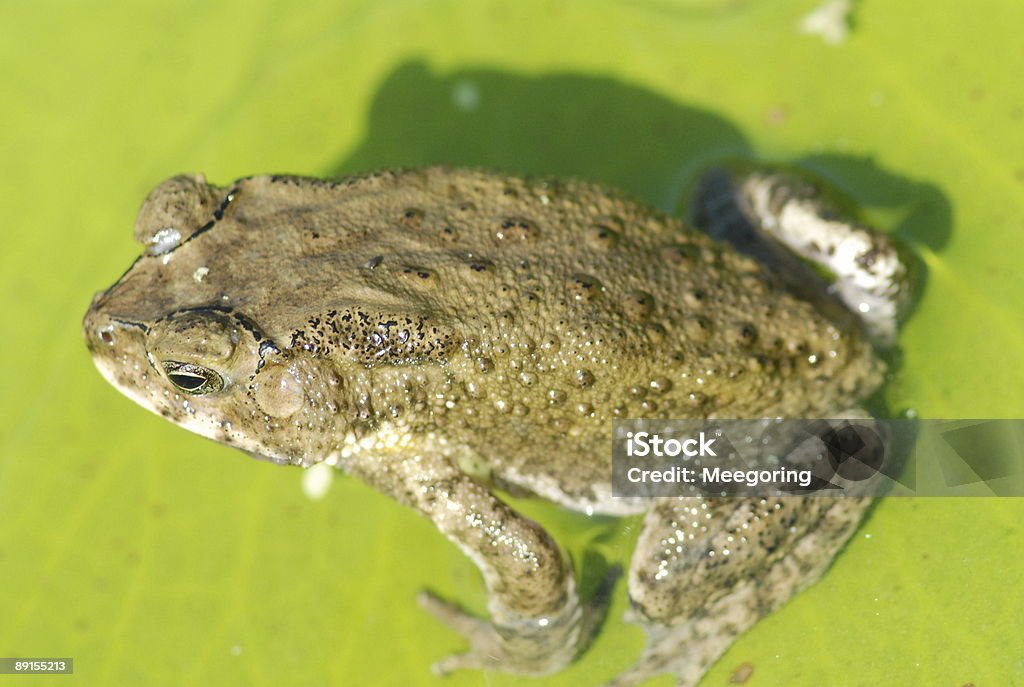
(691, 165), (913, 345)
(603, 611), (747, 687)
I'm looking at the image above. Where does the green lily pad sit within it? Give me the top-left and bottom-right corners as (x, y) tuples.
(1, 1), (1022, 685)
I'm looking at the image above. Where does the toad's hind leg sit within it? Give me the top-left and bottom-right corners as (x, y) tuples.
(608, 497), (870, 687)
(691, 167), (912, 345)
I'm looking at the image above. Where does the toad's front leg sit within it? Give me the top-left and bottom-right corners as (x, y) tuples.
(344, 442), (586, 676)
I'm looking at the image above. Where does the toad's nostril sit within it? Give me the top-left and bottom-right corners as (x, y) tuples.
(99, 328), (115, 345)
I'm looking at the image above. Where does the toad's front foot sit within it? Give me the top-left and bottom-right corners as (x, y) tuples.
(419, 590), (585, 676)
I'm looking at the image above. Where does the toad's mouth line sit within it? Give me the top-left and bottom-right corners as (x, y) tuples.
(88, 352), (292, 466)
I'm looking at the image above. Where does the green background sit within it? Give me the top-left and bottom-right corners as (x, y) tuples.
(2, 0), (1023, 685)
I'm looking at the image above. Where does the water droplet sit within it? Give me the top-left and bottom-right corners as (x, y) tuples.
(451, 79), (480, 111)
(687, 392), (708, 408)
(550, 417), (570, 432)
(547, 389), (567, 405)
(629, 386), (648, 399)
(649, 377), (673, 394)
(540, 335), (561, 352)
(575, 369), (595, 388)
(302, 463), (334, 501)
(150, 226), (182, 255)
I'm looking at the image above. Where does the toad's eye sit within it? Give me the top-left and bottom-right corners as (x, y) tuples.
(161, 361), (225, 395)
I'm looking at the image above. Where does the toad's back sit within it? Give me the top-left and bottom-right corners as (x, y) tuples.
(103, 167), (882, 509)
